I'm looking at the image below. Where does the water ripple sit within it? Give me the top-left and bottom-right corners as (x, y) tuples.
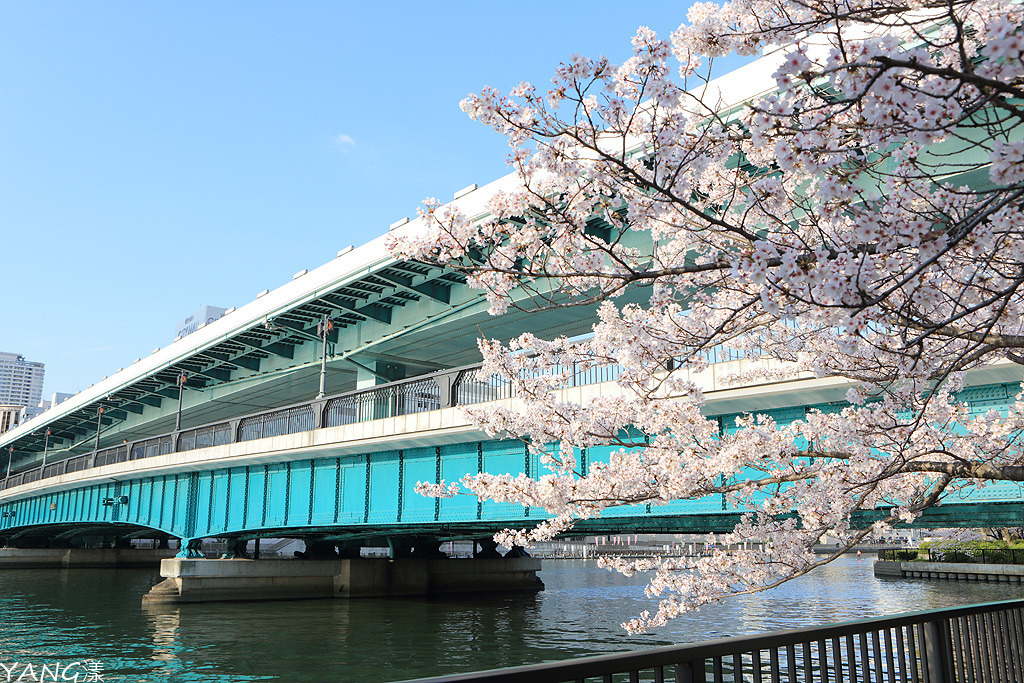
(0, 557), (1018, 681)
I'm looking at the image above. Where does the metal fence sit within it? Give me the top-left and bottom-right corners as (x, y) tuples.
(324, 377), (442, 427)
(881, 548), (1024, 565)
(238, 405), (315, 442)
(178, 423), (233, 452)
(397, 598), (1024, 683)
(453, 370), (515, 405)
(1, 357), (626, 491)
(93, 445), (130, 467)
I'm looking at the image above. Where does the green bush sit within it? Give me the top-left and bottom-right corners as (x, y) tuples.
(918, 539), (1024, 564)
(888, 550), (918, 561)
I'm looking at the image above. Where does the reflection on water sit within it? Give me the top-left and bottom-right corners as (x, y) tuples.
(0, 556), (1019, 682)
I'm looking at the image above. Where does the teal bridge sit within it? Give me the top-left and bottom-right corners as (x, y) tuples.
(2, 184), (1024, 556)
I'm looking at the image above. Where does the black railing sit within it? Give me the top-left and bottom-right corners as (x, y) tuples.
(0, 359), (620, 492)
(881, 548), (1024, 565)
(397, 598), (1024, 683)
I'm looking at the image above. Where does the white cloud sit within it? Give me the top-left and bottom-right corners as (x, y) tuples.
(334, 133), (356, 150)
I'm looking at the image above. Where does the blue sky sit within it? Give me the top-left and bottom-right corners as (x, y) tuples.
(0, 2), (745, 399)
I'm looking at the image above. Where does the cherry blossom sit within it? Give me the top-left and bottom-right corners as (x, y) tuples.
(391, 0), (1024, 632)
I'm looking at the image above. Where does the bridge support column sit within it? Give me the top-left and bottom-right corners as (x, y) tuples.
(177, 539), (204, 558)
(142, 556), (543, 604)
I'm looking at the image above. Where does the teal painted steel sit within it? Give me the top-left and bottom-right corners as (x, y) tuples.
(480, 440), (527, 521)
(4, 383), (1024, 546)
(402, 446), (438, 523)
(367, 450), (400, 524)
(438, 442), (478, 522)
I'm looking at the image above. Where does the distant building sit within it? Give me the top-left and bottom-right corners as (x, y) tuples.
(0, 405), (22, 434)
(20, 392), (74, 422)
(0, 352), (44, 410)
(175, 305), (228, 340)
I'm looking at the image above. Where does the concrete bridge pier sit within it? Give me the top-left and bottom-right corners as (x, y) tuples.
(142, 556), (544, 604)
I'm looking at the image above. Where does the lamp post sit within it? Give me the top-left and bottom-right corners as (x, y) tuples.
(316, 315), (334, 400)
(41, 428), (50, 470)
(89, 406), (104, 468)
(175, 372), (188, 431)
(94, 406), (104, 452)
(5, 445), (12, 480)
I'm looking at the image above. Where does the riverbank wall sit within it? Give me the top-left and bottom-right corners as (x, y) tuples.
(875, 560), (1024, 582)
(0, 547), (176, 568)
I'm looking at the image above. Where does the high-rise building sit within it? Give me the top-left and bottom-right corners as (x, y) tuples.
(0, 352), (45, 410)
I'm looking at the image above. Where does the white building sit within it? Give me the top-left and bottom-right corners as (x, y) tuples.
(0, 352), (44, 410)
(0, 405), (22, 434)
(20, 392), (74, 422)
(175, 305), (228, 340)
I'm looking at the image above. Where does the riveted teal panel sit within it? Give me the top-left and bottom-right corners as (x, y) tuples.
(954, 480), (1024, 504)
(719, 407), (809, 514)
(586, 440), (652, 519)
(226, 468), (248, 531)
(439, 442), (478, 522)
(969, 397), (1011, 416)
(585, 438), (638, 518)
(246, 466), (266, 529)
(339, 455), (365, 523)
(170, 476), (187, 535)
(480, 440), (528, 520)
(525, 445), (545, 520)
(208, 470), (229, 535)
(35, 496), (48, 525)
(133, 480), (148, 526)
(194, 473), (213, 536)
(80, 486), (95, 522)
(311, 458), (337, 526)
(95, 484), (111, 522)
(176, 474), (193, 537)
(367, 450), (400, 524)
(139, 479), (154, 528)
(960, 384), (1010, 403)
(264, 464), (288, 528)
(288, 460), (313, 527)
(25, 498), (39, 525)
(401, 446), (437, 523)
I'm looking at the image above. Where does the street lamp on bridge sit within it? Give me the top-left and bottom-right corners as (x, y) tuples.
(316, 315), (335, 400)
(175, 372), (188, 431)
(41, 428), (50, 470)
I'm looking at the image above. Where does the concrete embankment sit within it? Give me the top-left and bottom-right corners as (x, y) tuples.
(143, 556), (544, 604)
(0, 548), (176, 568)
(875, 559), (1024, 582)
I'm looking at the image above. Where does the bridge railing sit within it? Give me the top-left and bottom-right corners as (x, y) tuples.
(397, 598), (1024, 683)
(0, 358), (621, 492)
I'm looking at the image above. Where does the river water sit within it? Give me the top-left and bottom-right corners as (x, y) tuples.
(0, 556), (1019, 682)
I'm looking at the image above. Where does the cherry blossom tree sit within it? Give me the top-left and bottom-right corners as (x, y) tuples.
(391, 0), (1024, 631)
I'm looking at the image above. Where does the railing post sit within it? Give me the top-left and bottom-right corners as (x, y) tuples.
(313, 401), (326, 429)
(921, 620), (953, 683)
(675, 659), (702, 683)
(437, 371), (458, 408)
